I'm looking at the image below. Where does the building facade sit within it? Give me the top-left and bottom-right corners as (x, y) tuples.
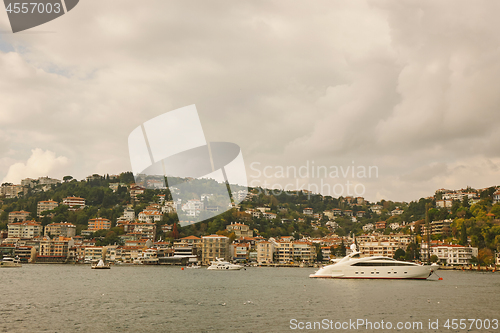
(201, 235), (230, 264)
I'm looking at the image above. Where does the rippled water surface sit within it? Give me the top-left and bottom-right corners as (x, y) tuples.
(1, 265), (499, 332)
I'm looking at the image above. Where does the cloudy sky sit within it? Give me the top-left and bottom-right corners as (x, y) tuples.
(0, 0), (499, 202)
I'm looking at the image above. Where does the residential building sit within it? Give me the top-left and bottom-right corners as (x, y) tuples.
(256, 207), (270, 213)
(436, 199), (453, 208)
(276, 239), (293, 263)
(362, 223), (374, 232)
(8, 210), (31, 223)
(130, 184), (145, 201)
(0, 184), (26, 198)
(83, 246), (107, 262)
(303, 208), (313, 215)
(8, 221), (42, 239)
(344, 210), (353, 217)
(63, 196), (86, 210)
(391, 208), (403, 216)
(375, 221), (386, 229)
(44, 222), (76, 238)
(88, 218), (111, 231)
(389, 222), (401, 230)
(493, 191), (500, 204)
(370, 205), (382, 214)
(263, 212), (277, 220)
(321, 246), (331, 261)
(122, 222), (156, 240)
(174, 235), (202, 250)
(226, 222), (253, 238)
(421, 219), (453, 236)
(138, 211), (162, 223)
(201, 235), (230, 265)
(357, 233), (413, 258)
(422, 244), (478, 265)
(38, 236), (75, 263)
(293, 241), (315, 262)
(37, 200), (58, 217)
(231, 242), (250, 261)
(256, 241), (275, 264)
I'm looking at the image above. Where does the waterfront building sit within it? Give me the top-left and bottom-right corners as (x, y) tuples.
(174, 235), (202, 249)
(231, 242), (250, 261)
(38, 236), (75, 263)
(201, 235), (230, 265)
(292, 241), (315, 262)
(276, 239), (293, 263)
(421, 243), (478, 265)
(256, 241), (274, 264)
(83, 246), (107, 262)
(321, 247), (331, 261)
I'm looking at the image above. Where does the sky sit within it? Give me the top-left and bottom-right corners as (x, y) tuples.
(0, 0), (499, 203)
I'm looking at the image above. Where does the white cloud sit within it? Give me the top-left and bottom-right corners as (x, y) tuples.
(2, 149), (69, 183)
(0, 1), (500, 201)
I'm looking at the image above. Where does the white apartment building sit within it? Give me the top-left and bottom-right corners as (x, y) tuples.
(8, 221), (42, 239)
(256, 241), (275, 264)
(37, 200), (58, 217)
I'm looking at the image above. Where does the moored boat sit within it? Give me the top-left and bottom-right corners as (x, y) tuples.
(207, 258), (244, 270)
(309, 244), (438, 279)
(0, 256), (22, 268)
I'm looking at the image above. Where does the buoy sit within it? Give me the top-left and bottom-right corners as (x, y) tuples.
(181, 267), (184, 270)
(438, 277), (443, 280)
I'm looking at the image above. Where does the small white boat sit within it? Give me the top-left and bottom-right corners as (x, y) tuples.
(310, 244), (438, 279)
(186, 263), (201, 269)
(207, 258), (244, 270)
(0, 256), (22, 268)
(91, 259), (110, 269)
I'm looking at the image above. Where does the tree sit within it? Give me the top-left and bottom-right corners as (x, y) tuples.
(315, 244), (323, 262)
(393, 248), (406, 260)
(405, 243), (420, 261)
(172, 223), (179, 239)
(477, 248), (494, 266)
(63, 176), (73, 182)
(430, 255), (439, 263)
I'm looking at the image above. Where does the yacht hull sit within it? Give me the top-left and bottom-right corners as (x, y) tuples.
(309, 259), (438, 280)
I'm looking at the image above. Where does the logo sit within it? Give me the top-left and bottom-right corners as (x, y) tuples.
(3, 0), (79, 33)
(128, 105), (248, 226)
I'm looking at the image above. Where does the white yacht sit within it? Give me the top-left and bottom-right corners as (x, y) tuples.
(310, 244), (438, 279)
(0, 256), (22, 268)
(207, 258), (244, 270)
